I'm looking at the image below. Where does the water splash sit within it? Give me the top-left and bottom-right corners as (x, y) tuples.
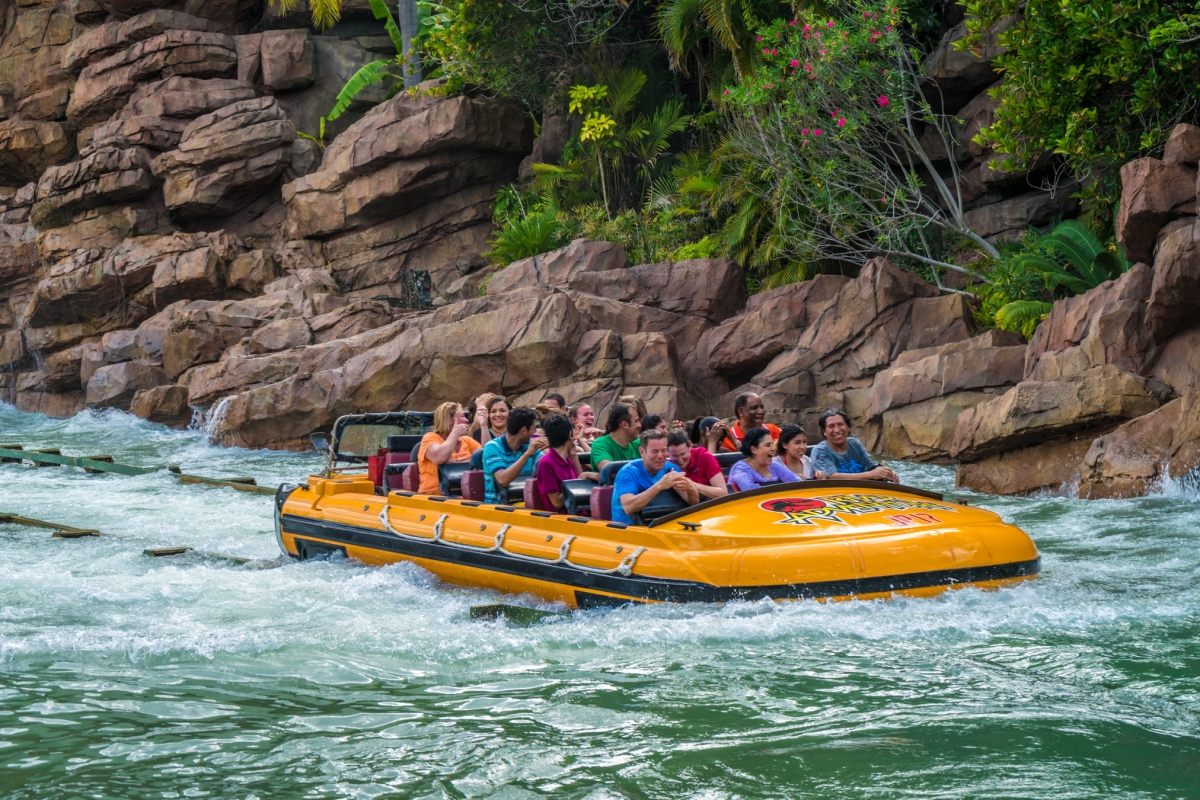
(203, 395), (235, 445)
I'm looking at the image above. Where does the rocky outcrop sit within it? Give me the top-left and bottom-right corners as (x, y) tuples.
(1116, 155), (1196, 265)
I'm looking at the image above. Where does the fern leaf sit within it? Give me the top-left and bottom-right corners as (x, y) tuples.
(310, 0), (342, 30)
(995, 300), (1053, 338)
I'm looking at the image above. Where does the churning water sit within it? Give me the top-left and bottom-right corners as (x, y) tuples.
(1, 404), (1198, 799)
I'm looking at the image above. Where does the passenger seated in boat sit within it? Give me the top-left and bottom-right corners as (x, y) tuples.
(568, 403), (603, 452)
(666, 430), (728, 500)
(728, 427), (799, 491)
(543, 393), (567, 412)
(418, 401), (482, 495)
(590, 403), (642, 473)
(535, 414), (598, 512)
(612, 430), (699, 525)
(482, 406), (547, 503)
(720, 392), (780, 452)
(618, 394), (648, 419)
(810, 409), (898, 483)
(774, 424), (824, 480)
(691, 415), (729, 454)
(640, 413), (668, 433)
(472, 395), (509, 444)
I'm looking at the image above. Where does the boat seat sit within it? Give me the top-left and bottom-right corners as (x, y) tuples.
(401, 463), (419, 493)
(633, 489), (689, 526)
(590, 485), (614, 520)
(468, 447), (485, 470)
(562, 478), (596, 516)
(461, 470), (485, 501)
(578, 452), (591, 469)
(715, 452), (743, 474)
(730, 479), (781, 493)
(439, 462), (471, 497)
(384, 462), (408, 491)
(388, 434), (424, 454)
(598, 460), (635, 486)
(501, 476), (528, 506)
(410, 442), (422, 464)
(523, 478), (544, 511)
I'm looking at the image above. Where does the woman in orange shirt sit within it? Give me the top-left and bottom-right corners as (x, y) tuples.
(417, 401), (482, 494)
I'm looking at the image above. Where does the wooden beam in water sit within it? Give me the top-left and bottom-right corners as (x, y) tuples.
(0, 512), (101, 537)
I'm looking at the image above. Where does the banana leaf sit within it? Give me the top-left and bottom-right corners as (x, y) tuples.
(328, 60), (394, 121)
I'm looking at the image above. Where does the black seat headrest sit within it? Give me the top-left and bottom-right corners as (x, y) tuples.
(598, 460), (635, 486)
(578, 452), (591, 469)
(634, 488), (689, 525)
(715, 452), (744, 470)
(501, 476), (527, 506)
(388, 434), (424, 454)
(468, 447), (485, 470)
(561, 478), (598, 515)
(410, 442), (422, 463)
(438, 462), (471, 497)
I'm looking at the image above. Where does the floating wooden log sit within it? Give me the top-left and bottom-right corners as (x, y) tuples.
(469, 604), (565, 625)
(0, 512), (101, 537)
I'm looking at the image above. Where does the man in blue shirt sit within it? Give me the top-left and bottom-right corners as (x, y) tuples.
(612, 429), (699, 524)
(810, 409), (898, 482)
(482, 406), (546, 503)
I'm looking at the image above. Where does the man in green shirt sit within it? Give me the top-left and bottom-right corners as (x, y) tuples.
(590, 403), (643, 473)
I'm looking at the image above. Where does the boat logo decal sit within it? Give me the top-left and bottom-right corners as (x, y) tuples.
(759, 494), (956, 526)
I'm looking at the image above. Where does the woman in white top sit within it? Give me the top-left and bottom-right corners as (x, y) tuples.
(773, 424), (824, 480)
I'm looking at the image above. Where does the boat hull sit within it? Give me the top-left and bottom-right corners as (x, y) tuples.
(276, 477), (1040, 609)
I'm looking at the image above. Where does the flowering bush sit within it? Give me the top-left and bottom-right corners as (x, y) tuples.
(718, 4), (995, 285)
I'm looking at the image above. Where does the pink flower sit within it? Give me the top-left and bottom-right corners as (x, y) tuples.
(789, 19), (795, 26)
(819, 49), (826, 55)
(863, 11), (869, 18)
(837, 117), (846, 127)
(804, 24), (812, 31)
(763, 47), (770, 54)
(790, 59), (799, 67)
(827, 20), (834, 27)
(804, 33), (810, 38)
(802, 128), (809, 135)
(771, 48), (778, 55)
(814, 129), (823, 136)
(831, 109), (840, 118)
(723, 89), (730, 94)
(756, 35), (762, 41)
(804, 62), (813, 71)
(887, 25), (893, 32)
(880, 197), (886, 202)
(877, 95), (890, 107)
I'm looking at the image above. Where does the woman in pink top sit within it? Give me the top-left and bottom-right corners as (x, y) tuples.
(535, 414), (597, 511)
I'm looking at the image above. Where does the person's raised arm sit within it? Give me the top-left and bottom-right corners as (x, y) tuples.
(492, 436), (546, 487)
(424, 424), (469, 465)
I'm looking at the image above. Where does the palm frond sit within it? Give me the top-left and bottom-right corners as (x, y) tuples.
(310, 0), (342, 30)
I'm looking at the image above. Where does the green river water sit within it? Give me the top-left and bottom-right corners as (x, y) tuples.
(1, 404), (1198, 799)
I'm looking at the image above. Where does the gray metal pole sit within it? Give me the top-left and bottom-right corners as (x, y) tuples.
(398, 0), (422, 88)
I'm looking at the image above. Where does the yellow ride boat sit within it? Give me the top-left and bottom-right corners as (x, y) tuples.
(275, 413), (1040, 608)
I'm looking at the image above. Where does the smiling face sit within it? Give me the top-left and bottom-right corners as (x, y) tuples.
(573, 404), (594, 427)
(454, 407), (470, 427)
(751, 435), (775, 465)
(823, 414), (850, 447)
(668, 442), (692, 470)
(740, 394), (765, 428)
(641, 436), (669, 473)
(488, 401), (509, 432)
(783, 434), (807, 461)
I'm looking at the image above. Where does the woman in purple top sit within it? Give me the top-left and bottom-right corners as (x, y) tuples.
(728, 426), (800, 491)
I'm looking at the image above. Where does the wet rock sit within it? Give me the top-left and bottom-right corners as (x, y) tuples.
(153, 96), (295, 219)
(955, 436), (1095, 496)
(1150, 326), (1200, 395)
(130, 383), (191, 428)
(40, 344), (91, 393)
(85, 358), (169, 409)
(950, 365), (1173, 463)
(1115, 157), (1197, 264)
(1077, 398), (1182, 498)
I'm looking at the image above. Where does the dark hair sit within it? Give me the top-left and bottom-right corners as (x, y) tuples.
(818, 408), (850, 434)
(605, 403), (634, 433)
(544, 392), (566, 408)
(690, 415), (719, 445)
(641, 413), (664, 432)
(739, 426), (773, 458)
(542, 413), (573, 448)
(486, 396), (510, 414)
(639, 429), (667, 449)
(507, 406), (538, 436)
(778, 424), (806, 448)
(666, 430), (690, 448)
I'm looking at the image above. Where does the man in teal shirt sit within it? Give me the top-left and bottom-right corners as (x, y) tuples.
(482, 407), (546, 503)
(590, 403), (642, 472)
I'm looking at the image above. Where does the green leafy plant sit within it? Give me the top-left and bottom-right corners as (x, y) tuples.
(961, 0), (1200, 223)
(484, 210), (574, 265)
(326, 0), (408, 121)
(297, 116), (327, 151)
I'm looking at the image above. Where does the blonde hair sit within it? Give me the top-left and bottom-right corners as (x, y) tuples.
(433, 401), (461, 437)
(618, 394), (647, 419)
